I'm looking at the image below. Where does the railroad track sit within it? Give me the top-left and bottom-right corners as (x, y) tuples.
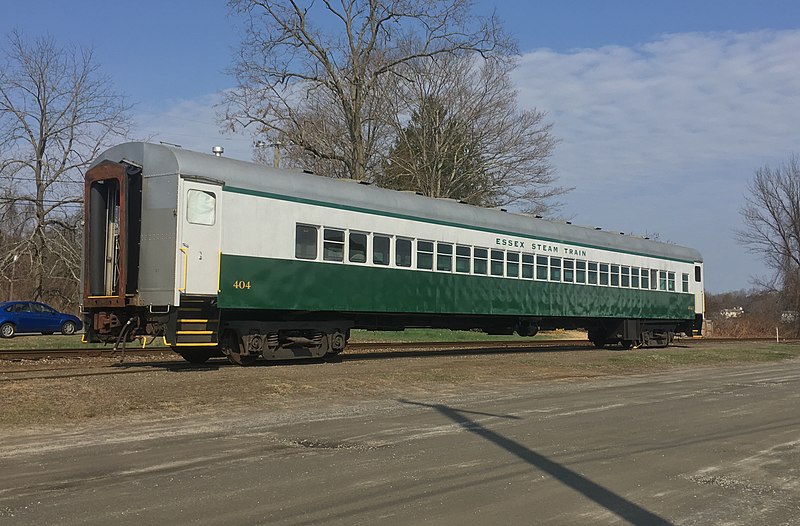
(0, 337), (792, 362)
(0, 340), (586, 361)
(0, 337), (793, 383)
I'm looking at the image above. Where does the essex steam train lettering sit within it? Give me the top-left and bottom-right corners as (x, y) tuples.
(81, 142), (705, 366)
(495, 237), (588, 257)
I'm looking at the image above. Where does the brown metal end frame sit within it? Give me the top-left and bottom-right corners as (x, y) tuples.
(83, 160), (129, 308)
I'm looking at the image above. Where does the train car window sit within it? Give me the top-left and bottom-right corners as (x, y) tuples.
(667, 271), (676, 291)
(506, 252), (519, 278)
(563, 259), (574, 283)
(473, 248), (488, 275)
(599, 263), (609, 286)
(536, 256), (548, 280)
(682, 273), (689, 293)
(621, 266), (630, 287)
(491, 250), (504, 276)
(437, 243), (453, 272)
(522, 254), (534, 279)
(695, 265), (702, 282)
(611, 265), (619, 287)
(610, 265), (620, 287)
(417, 241), (434, 270)
(575, 260), (586, 284)
(323, 228), (345, 262)
(396, 238), (412, 267)
(641, 268), (650, 289)
(658, 270), (667, 291)
(588, 262), (598, 285)
(631, 267), (640, 288)
(550, 257), (562, 282)
(295, 224), (318, 260)
(349, 232), (367, 263)
(650, 269), (658, 290)
(373, 235), (390, 265)
(456, 245), (471, 273)
(186, 190), (216, 226)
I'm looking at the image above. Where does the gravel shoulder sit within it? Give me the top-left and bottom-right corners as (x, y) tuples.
(1, 339), (798, 433)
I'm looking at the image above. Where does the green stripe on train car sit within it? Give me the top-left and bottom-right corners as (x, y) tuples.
(218, 255), (695, 320)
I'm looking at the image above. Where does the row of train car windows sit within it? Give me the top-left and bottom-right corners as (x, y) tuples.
(296, 225), (694, 293)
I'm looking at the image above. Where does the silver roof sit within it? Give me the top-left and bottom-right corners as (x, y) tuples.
(91, 142), (703, 263)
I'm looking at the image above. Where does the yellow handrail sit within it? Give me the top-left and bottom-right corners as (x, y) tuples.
(179, 246), (188, 292)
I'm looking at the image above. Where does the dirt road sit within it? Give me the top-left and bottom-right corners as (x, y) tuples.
(1, 341), (799, 524)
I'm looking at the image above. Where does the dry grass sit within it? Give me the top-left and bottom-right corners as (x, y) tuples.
(1, 339), (798, 429)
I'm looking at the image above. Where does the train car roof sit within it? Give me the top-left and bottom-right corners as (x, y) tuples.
(91, 142), (703, 263)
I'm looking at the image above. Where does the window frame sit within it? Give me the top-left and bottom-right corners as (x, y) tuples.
(455, 245), (471, 274)
(295, 224), (319, 260)
(437, 242), (454, 272)
(599, 263), (610, 286)
(506, 251), (520, 278)
(416, 240), (434, 270)
(396, 237), (413, 268)
(186, 189), (217, 226)
(348, 231), (368, 264)
(610, 264), (620, 287)
(522, 253), (534, 279)
(490, 249), (504, 277)
(536, 255), (549, 281)
(323, 227), (345, 262)
(373, 234), (391, 266)
(473, 247), (489, 275)
(588, 261), (598, 285)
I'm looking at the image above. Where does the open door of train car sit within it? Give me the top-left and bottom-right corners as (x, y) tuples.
(83, 160), (142, 309)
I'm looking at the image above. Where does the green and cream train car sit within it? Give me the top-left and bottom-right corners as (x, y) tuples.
(82, 142), (704, 365)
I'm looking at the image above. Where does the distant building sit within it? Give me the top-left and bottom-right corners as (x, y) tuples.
(720, 307), (744, 319)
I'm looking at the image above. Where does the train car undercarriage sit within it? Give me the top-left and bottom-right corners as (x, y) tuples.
(84, 298), (698, 365)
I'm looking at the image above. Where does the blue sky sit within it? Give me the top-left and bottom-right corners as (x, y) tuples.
(3, 1), (800, 292)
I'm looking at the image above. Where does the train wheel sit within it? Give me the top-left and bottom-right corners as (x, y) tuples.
(591, 340), (606, 348)
(327, 330), (347, 356)
(222, 329), (258, 366)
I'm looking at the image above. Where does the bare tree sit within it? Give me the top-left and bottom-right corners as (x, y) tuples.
(0, 31), (132, 305)
(222, 0), (510, 181)
(737, 155), (800, 335)
(378, 54), (566, 214)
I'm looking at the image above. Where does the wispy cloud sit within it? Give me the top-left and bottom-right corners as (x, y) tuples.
(515, 30), (800, 187)
(513, 29), (800, 290)
(132, 94), (255, 161)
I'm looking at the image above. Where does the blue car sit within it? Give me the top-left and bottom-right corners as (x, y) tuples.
(0, 301), (83, 338)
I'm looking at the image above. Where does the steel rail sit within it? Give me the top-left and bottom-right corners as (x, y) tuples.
(0, 337), (792, 362)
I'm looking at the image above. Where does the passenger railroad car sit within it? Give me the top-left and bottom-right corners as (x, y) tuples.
(82, 142), (704, 364)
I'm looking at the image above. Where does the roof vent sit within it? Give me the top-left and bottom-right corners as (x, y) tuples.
(212, 146), (224, 157)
